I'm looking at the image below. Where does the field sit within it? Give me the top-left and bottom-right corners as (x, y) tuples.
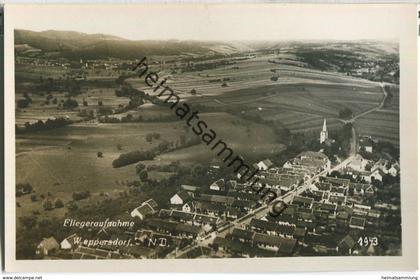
(16, 108), (285, 221)
(130, 54), (385, 135)
(156, 112), (286, 163)
(353, 84), (399, 146)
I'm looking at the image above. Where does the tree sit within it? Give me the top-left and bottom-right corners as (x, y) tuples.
(30, 194), (37, 202)
(116, 144), (123, 150)
(135, 162), (146, 174)
(157, 140), (171, 152)
(339, 107), (353, 119)
(67, 201), (78, 211)
(112, 150), (155, 168)
(146, 134), (153, 143)
(97, 151), (103, 158)
(139, 170), (148, 182)
(63, 98), (79, 109)
(180, 135), (187, 146)
(72, 191), (90, 201)
(54, 198), (64, 208)
(17, 99), (30, 109)
(16, 183), (33, 196)
(19, 216), (37, 230)
(98, 100), (103, 106)
(42, 199), (54, 211)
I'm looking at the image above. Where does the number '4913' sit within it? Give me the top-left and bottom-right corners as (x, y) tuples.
(357, 236), (378, 247)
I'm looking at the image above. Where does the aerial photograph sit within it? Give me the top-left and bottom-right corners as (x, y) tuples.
(13, 9), (401, 260)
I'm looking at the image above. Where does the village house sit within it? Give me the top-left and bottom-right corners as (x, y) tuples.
(292, 195), (314, 209)
(160, 209), (219, 232)
(170, 190), (192, 205)
(352, 204), (371, 216)
(180, 184), (200, 196)
(231, 228), (255, 244)
(349, 216), (366, 230)
(36, 236), (59, 257)
(349, 183), (371, 197)
(198, 194), (235, 205)
(347, 154), (370, 172)
(364, 185), (375, 197)
(359, 136), (375, 153)
(388, 164), (400, 177)
(209, 179), (226, 192)
(182, 201), (196, 212)
(297, 151), (331, 170)
(257, 159), (274, 171)
(337, 234), (356, 255)
(118, 244), (157, 259)
(253, 233), (297, 255)
(249, 218), (296, 238)
(130, 199), (158, 220)
(336, 211), (350, 231)
(60, 234), (80, 251)
(363, 168), (384, 183)
(364, 146), (373, 153)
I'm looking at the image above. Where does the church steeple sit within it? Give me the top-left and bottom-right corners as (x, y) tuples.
(320, 118), (328, 144)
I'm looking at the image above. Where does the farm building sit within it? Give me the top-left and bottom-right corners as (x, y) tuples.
(256, 159), (273, 171)
(170, 190), (192, 205)
(36, 236), (59, 257)
(60, 234), (80, 250)
(131, 199), (158, 220)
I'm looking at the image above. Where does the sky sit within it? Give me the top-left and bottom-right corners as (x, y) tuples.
(7, 4), (409, 41)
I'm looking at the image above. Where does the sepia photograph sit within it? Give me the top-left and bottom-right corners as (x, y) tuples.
(3, 3), (418, 272)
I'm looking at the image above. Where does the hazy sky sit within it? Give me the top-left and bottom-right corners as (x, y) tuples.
(8, 4), (409, 41)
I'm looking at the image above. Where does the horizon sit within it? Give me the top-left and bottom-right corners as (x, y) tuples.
(9, 4), (403, 42)
(15, 28), (399, 44)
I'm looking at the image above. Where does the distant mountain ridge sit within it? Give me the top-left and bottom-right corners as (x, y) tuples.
(14, 29), (397, 61)
(14, 29), (253, 60)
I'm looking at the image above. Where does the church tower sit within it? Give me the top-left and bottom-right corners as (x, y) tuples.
(320, 118), (328, 144)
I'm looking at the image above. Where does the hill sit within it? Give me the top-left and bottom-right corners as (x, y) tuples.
(14, 29), (250, 59)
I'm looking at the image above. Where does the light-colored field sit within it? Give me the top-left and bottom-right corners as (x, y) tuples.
(16, 110), (282, 197)
(355, 110), (399, 145)
(156, 112), (286, 164)
(354, 85), (399, 145)
(16, 121), (186, 193)
(15, 87), (130, 126)
(130, 54), (379, 99)
(15, 63), (130, 127)
(185, 81), (383, 134)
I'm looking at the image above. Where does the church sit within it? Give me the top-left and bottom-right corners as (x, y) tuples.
(320, 118), (328, 144)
